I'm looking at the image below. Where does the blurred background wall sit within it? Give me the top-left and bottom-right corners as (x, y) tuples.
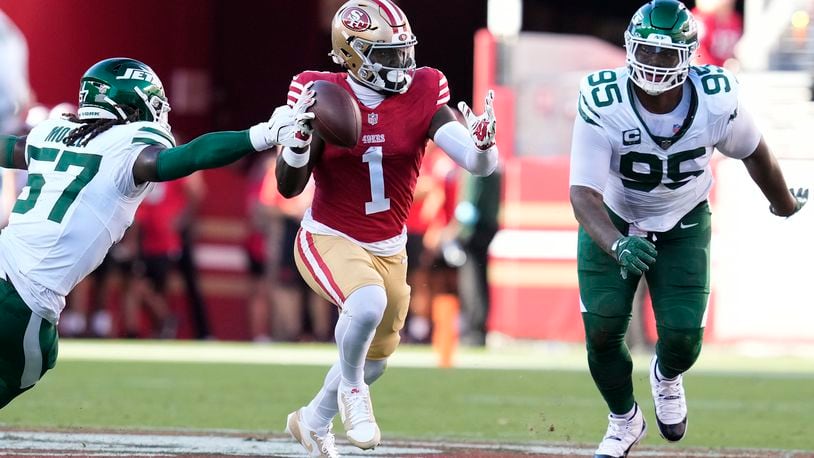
(2, 0), (811, 351)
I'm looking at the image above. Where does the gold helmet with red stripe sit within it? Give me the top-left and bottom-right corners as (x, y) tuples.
(329, 0), (417, 94)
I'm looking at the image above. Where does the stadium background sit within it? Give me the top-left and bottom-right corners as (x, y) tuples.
(0, 0), (813, 456)
(6, 0), (809, 349)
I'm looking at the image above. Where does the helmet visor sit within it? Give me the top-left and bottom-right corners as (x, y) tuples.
(362, 43), (416, 93)
(626, 35), (695, 94)
(369, 46), (414, 69)
(634, 44), (680, 71)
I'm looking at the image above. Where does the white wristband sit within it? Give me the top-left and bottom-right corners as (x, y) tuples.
(282, 146), (310, 168)
(248, 123), (271, 151)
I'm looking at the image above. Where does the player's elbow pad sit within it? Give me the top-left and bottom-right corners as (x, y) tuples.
(434, 122), (498, 177)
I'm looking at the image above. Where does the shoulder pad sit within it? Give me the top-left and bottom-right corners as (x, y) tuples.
(410, 67), (449, 104)
(689, 65), (739, 117)
(578, 68), (628, 124)
(412, 66), (443, 84)
(292, 71), (344, 86)
(27, 119), (80, 146)
(289, 72), (346, 107)
(27, 119), (60, 141)
(130, 121), (176, 148)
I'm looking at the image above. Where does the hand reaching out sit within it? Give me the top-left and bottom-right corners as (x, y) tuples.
(457, 89), (496, 151)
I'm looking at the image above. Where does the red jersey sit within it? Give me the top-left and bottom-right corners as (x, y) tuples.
(287, 68), (450, 243)
(136, 179), (186, 256)
(692, 8), (742, 67)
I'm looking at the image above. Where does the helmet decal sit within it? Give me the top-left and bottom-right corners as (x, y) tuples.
(330, 0), (417, 94)
(114, 67), (162, 85)
(369, 0), (405, 26)
(341, 7), (372, 32)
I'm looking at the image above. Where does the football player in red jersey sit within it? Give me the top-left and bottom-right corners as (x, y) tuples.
(277, 1), (498, 455)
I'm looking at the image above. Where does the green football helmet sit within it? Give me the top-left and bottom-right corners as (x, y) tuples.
(77, 57), (171, 130)
(624, 0), (698, 95)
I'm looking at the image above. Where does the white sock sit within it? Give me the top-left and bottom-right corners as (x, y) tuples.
(303, 362), (341, 435)
(335, 285), (387, 386)
(656, 363), (679, 382)
(302, 358), (389, 432)
(611, 404), (637, 420)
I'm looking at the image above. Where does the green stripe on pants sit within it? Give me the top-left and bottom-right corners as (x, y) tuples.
(0, 277), (58, 409)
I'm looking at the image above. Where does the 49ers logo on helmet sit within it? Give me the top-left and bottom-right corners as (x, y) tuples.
(341, 7), (371, 32)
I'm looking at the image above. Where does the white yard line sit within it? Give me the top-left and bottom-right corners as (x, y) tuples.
(0, 431), (807, 457)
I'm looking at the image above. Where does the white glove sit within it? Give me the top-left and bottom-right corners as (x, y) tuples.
(770, 187), (809, 217)
(457, 89), (496, 151)
(250, 82), (315, 150)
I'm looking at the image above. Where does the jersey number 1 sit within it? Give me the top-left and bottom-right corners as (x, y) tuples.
(363, 146), (390, 215)
(12, 146), (102, 223)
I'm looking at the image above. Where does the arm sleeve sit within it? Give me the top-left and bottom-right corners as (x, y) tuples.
(155, 130), (255, 182)
(714, 101), (762, 160)
(0, 135), (19, 168)
(433, 121), (498, 177)
(569, 116), (613, 193)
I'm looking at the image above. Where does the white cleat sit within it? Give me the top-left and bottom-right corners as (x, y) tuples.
(594, 403), (647, 458)
(285, 408), (340, 458)
(650, 356), (688, 442)
(337, 382), (381, 450)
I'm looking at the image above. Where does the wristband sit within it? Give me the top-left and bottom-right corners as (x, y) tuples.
(248, 123), (272, 151)
(282, 146), (310, 168)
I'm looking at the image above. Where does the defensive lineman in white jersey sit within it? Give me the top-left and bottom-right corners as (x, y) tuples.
(0, 57), (314, 409)
(568, 1), (807, 457)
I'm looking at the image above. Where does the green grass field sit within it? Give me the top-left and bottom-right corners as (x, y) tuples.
(1, 340), (812, 452)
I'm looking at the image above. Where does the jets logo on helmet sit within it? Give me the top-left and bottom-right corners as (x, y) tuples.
(77, 57), (171, 131)
(342, 7), (372, 32)
(329, 0), (418, 94)
(115, 68), (161, 84)
(624, 0), (698, 95)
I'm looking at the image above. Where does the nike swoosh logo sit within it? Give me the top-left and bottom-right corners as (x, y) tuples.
(679, 222), (698, 229)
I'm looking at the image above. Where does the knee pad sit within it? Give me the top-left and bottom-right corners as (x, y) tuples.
(582, 312), (629, 353)
(343, 285), (387, 329)
(656, 326), (704, 377)
(363, 358), (387, 385)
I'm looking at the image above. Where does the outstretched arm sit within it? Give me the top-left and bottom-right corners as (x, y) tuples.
(430, 90), (498, 177)
(741, 138), (803, 217)
(0, 135), (28, 169)
(134, 87), (316, 185)
(133, 130), (258, 184)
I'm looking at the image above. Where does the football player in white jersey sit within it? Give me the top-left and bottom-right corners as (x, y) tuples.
(0, 57), (313, 409)
(569, 1), (808, 457)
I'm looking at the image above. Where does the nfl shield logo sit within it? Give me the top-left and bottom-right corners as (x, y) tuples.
(368, 113), (379, 125)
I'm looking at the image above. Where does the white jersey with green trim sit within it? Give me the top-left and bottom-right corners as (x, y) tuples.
(570, 65), (760, 232)
(0, 118), (174, 323)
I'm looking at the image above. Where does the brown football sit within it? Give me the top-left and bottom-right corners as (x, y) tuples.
(309, 80), (362, 148)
